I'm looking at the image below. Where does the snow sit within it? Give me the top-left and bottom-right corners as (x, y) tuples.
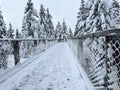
(103, 0), (113, 12)
(7, 55), (26, 69)
(0, 42), (95, 90)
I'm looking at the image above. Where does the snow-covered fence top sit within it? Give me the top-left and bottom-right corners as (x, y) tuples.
(71, 28), (120, 39)
(68, 28), (120, 90)
(0, 38), (57, 41)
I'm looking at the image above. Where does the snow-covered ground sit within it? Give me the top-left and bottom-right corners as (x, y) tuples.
(8, 55), (26, 68)
(0, 42), (95, 90)
(0, 55), (26, 77)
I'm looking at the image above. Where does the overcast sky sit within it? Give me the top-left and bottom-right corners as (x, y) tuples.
(0, 0), (80, 32)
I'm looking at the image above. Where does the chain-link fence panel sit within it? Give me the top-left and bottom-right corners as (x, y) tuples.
(106, 36), (120, 90)
(68, 34), (120, 90)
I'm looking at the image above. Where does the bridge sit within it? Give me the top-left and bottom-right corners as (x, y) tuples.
(0, 29), (120, 90)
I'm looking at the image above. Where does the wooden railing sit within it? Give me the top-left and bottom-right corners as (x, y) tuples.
(0, 39), (57, 66)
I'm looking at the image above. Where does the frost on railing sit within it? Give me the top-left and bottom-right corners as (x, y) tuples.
(0, 39), (57, 72)
(68, 29), (120, 90)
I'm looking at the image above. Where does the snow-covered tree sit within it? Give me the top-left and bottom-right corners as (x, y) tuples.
(100, 0), (115, 30)
(46, 8), (54, 39)
(85, 0), (102, 34)
(110, 0), (120, 19)
(7, 23), (14, 38)
(61, 20), (68, 41)
(0, 8), (8, 69)
(16, 29), (20, 38)
(22, 0), (39, 38)
(55, 20), (68, 41)
(55, 22), (62, 40)
(22, 17), (27, 38)
(68, 27), (73, 37)
(21, 0), (39, 57)
(74, 0), (91, 36)
(38, 4), (47, 39)
(0, 9), (6, 38)
(110, 0), (120, 27)
(6, 23), (14, 54)
(84, 0), (115, 34)
(75, 0), (115, 36)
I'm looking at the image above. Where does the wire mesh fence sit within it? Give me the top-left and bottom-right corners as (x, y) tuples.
(68, 29), (120, 90)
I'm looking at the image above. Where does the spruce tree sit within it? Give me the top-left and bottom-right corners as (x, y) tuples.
(62, 20), (68, 41)
(85, 0), (102, 34)
(0, 9), (6, 38)
(84, 0), (115, 34)
(7, 23), (14, 54)
(110, 0), (120, 27)
(68, 27), (73, 37)
(55, 22), (62, 40)
(7, 23), (14, 38)
(46, 8), (54, 39)
(22, 0), (38, 38)
(74, 0), (91, 36)
(0, 8), (8, 69)
(100, 0), (115, 30)
(22, 17), (27, 38)
(38, 4), (47, 39)
(22, 0), (38, 57)
(16, 29), (20, 38)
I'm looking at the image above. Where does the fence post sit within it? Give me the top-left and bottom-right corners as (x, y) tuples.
(77, 39), (84, 64)
(13, 40), (20, 65)
(34, 40), (37, 47)
(104, 36), (111, 89)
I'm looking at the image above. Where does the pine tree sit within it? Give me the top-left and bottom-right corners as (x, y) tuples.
(100, 0), (115, 30)
(39, 4), (46, 25)
(110, 0), (120, 19)
(74, 0), (91, 36)
(84, 0), (115, 34)
(22, 17), (27, 38)
(68, 27), (73, 37)
(74, 25), (79, 36)
(110, 0), (120, 27)
(7, 23), (14, 38)
(16, 29), (20, 38)
(0, 8), (8, 69)
(55, 22), (62, 40)
(85, 0), (102, 34)
(0, 9), (6, 38)
(7, 23), (14, 54)
(46, 8), (54, 39)
(38, 4), (47, 39)
(22, 0), (38, 38)
(22, 0), (39, 57)
(62, 20), (68, 41)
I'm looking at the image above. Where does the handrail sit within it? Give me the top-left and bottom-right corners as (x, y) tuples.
(0, 38), (58, 67)
(70, 28), (120, 39)
(0, 38), (57, 41)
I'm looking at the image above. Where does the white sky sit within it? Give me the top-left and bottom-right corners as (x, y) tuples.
(0, 0), (80, 32)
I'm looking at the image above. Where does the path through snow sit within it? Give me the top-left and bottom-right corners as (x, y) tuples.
(0, 42), (95, 90)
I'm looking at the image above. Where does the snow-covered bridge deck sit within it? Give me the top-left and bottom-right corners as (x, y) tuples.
(0, 43), (94, 90)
